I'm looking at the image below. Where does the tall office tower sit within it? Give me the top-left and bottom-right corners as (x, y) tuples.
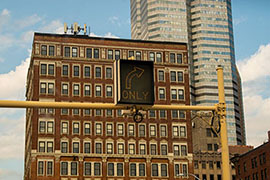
(130, 0), (246, 145)
(24, 32), (194, 179)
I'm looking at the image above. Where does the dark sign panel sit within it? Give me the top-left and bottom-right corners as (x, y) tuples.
(116, 59), (154, 105)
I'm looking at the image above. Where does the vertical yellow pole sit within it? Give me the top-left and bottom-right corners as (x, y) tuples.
(217, 66), (231, 180)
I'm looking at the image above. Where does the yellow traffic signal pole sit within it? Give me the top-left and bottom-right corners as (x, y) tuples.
(0, 67), (230, 179)
(217, 66), (230, 180)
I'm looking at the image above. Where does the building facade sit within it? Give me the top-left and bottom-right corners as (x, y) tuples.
(130, 0), (246, 146)
(232, 131), (270, 180)
(24, 32), (194, 179)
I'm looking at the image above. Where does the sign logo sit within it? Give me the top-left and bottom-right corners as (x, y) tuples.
(116, 60), (154, 105)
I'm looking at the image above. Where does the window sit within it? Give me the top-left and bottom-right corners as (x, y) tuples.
(84, 66), (90, 77)
(106, 86), (113, 97)
(106, 109), (113, 117)
(161, 164), (167, 177)
(171, 88), (184, 100)
(73, 65), (79, 77)
(206, 128), (212, 137)
(106, 123), (113, 135)
(136, 51), (141, 60)
(84, 84), (91, 96)
(38, 161), (44, 175)
(95, 85), (102, 97)
(129, 144), (135, 154)
(95, 109), (102, 116)
(41, 64), (47, 75)
(64, 47), (70, 57)
(178, 72), (183, 82)
(84, 109), (91, 116)
(61, 142), (68, 153)
(161, 144), (167, 155)
(150, 125), (156, 136)
(130, 163), (136, 176)
(170, 53), (175, 63)
(173, 145), (180, 156)
(202, 161), (206, 169)
(108, 50), (113, 59)
(209, 161), (214, 169)
(194, 161), (198, 169)
(177, 54), (182, 64)
(139, 124), (145, 137)
(47, 141), (53, 152)
(94, 49), (99, 59)
(159, 88), (165, 99)
(48, 83), (54, 94)
(73, 142), (79, 153)
(61, 108), (68, 115)
(95, 142), (102, 154)
(49, 46), (54, 56)
(140, 144), (146, 155)
(182, 164), (188, 177)
(106, 143), (113, 154)
(180, 126), (186, 137)
(108, 163), (114, 176)
(106, 67), (112, 79)
(160, 125), (167, 137)
(61, 162), (68, 175)
(40, 83), (46, 94)
(175, 164), (180, 177)
(47, 161), (53, 175)
(86, 48), (92, 58)
(118, 143), (124, 154)
(73, 84), (80, 96)
(95, 67), (101, 78)
(156, 53), (162, 62)
(181, 145), (187, 156)
(41, 45), (47, 56)
(62, 83), (68, 95)
(84, 142), (91, 153)
(152, 164), (158, 176)
(84, 123), (91, 135)
(73, 122), (79, 134)
(39, 121), (46, 133)
(84, 162), (91, 176)
(115, 50), (120, 60)
(158, 70), (164, 81)
(149, 110), (155, 118)
(149, 52), (155, 61)
(47, 122), (53, 133)
(150, 144), (157, 155)
(94, 163), (101, 176)
(62, 65), (68, 76)
(71, 162), (77, 175)
(139, 164), (145, 176)
(117, 163), (124, 176)
(207, 144), (213, 151)
(171, 71), (176, 82)
(39, 141), (45, 152)
(128, 51), (134, 58)
(96, 123), (102, 135)
(117, 124), (124, 136)
(160, 110), (166, 118)
(61, 122), (68, 134)
(173, 126), (179, 137)
(128, 124), (135, 136)
(216, 161), (221, 169)
(72, 47), (78, 57)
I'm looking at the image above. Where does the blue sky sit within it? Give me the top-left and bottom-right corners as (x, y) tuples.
(0, 0), (270, 179)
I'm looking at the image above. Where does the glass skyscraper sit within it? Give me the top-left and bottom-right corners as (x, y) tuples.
(130, 0), (246, 145)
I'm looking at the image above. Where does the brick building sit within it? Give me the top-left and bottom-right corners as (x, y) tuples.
(24, 32), (193, 179)
(232, 131), (270, 180)
(192, 117), (253, 180)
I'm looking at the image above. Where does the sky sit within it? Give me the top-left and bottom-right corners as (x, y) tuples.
(0, 0), (270, 179)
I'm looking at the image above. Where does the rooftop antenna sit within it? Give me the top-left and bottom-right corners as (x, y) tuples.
(64, 22), (87, 35)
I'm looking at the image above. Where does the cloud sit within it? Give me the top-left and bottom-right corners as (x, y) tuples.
(0, 168), (22, 180)
(15, 14), (43, 29)
(238, 43), (270, 147)
(39, 20), (63, 34)
(104, 32), (119, 38)
(109, 16), (121, 26)
(233, 16), (247, 26)
(238, 44), (270, 82)
(0, 53), (30, 100)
